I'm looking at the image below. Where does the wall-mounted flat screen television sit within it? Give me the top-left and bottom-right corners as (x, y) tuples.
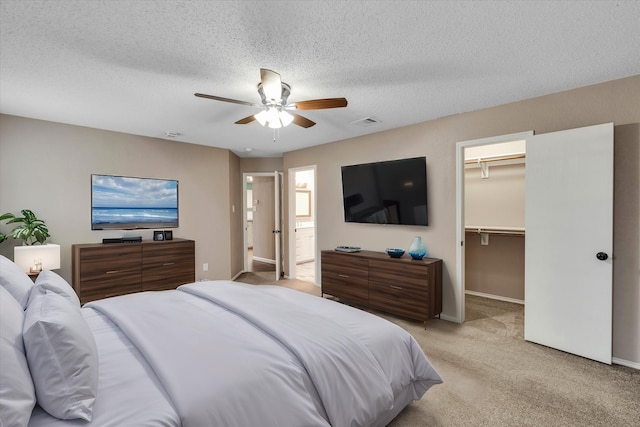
(91, 174), (179, 230)
(341, 157), (428, 226)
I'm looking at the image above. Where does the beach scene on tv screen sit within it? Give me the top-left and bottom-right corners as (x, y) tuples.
(91, 175), (178, 229)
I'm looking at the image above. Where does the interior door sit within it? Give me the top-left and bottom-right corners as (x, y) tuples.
(273, 171), (282, 281)
(524, 123), (613, 364)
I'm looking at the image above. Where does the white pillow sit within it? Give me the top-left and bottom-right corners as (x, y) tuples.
(0, 286), (36, 427)
(33, 270), (80, 308)
(23, 286), (99, 421)
(0, 254), (34, 309)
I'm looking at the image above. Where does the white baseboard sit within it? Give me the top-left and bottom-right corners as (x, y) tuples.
(465, 290), (524, 305)
(612, 357), (640, 370)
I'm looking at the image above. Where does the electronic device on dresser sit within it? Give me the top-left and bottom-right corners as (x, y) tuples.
(341, 157), (428, 226)
(91, 174), (179, 230)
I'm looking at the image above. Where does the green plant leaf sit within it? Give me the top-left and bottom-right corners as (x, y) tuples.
(2, 209), (50, 245)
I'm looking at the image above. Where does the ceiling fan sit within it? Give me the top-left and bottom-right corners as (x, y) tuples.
(195, 68), (348, 129)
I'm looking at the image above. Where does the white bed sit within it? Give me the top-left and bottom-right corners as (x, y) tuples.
(0, 255), (442, 427)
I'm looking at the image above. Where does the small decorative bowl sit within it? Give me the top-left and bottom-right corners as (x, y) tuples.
(385, 248), (405, 258)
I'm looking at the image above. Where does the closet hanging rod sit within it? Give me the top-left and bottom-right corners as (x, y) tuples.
(465, 226), (526, 236)
(464, 153), (526, 165)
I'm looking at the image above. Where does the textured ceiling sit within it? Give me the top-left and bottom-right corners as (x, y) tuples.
(1, 1), (639, 158)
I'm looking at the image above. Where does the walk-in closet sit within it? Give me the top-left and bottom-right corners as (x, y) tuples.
(464, 140), (526, 303)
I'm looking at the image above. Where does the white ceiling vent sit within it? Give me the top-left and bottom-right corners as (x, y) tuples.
(351, 117), (381, 127)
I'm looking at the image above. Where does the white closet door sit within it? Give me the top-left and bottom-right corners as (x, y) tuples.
(525, 123), (613, 364)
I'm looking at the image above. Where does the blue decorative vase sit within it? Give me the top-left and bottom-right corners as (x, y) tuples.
(408, 236), (427, 260)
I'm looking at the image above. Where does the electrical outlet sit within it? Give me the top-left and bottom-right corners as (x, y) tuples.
(203, 263), (209, 271)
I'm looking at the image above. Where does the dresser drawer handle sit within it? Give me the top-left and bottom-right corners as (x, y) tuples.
(338, 274), (349, 278)
(163, 262), (175, 266)
(105, 270), (120, 274)
(389, 285), (404, 290)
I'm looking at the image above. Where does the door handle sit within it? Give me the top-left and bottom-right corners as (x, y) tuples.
(596, 252), (608, 261)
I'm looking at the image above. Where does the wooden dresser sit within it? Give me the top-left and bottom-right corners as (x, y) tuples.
(72, 239), (195, 304)
(321, 250), (442, 323)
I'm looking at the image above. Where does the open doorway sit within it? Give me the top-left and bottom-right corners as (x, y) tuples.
(463, 140), (527, 305)
(455, 131), (533, 323)
(288, 165), (317, 284)
(243, 172), (283, 281)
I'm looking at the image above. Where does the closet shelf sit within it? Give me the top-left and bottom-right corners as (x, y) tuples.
(465, 226), (525, 236)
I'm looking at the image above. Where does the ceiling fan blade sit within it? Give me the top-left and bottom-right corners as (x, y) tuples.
(291, 98), (348, 110)
(194, 93), (260, 107)
(260, 68), (282, 102)
(234, 115), (257, 125)
(292, 113), (316, 128)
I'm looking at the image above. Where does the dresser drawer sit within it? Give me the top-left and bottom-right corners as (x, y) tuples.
(79, 269), (142, 303)
(73, 239), (196, 304)
(142, 241), (194, 264)
(319, 250), (442, 323)
(321, 252), (369, 305)
(368, 260), (430, 289)
(368, 282), (428, 320)
(80, 244), (142, 287)
(369, 260), (430, 320)
(142, 241), (195, 291)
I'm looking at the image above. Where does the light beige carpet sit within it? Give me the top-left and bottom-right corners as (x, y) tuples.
(234, 274), (640, 426)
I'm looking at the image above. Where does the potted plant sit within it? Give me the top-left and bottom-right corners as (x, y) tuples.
(0, 209), (50, 245)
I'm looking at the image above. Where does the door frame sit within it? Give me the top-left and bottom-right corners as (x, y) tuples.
(454, 130), (533, 323)
(287, 165), (317, 281)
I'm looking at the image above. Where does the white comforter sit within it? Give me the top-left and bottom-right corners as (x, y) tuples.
(30, 280), (442, 427)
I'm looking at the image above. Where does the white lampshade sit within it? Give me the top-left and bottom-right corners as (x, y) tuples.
(279, 110), (294, 127)
(255, 109), (268, 126)
(14, 244), (61, 274)
(266, 107), (281, 129)
(255, 107), (294, 129)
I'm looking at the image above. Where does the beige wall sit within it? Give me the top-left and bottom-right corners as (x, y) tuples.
(283, 75), (640, 365)
(465, 163), (526, 228)
(465, 233), (525, 301)
(228, 151), (243, 276)
(0, 114), (235, 282)
(240, 157), (283, 173)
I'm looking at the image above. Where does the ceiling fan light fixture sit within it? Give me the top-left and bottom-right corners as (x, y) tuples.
(266, 107), (281, 128)
(196, 68), (346, 132)
(255, 109), (268, 126)
(279, 110), (294, 127)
